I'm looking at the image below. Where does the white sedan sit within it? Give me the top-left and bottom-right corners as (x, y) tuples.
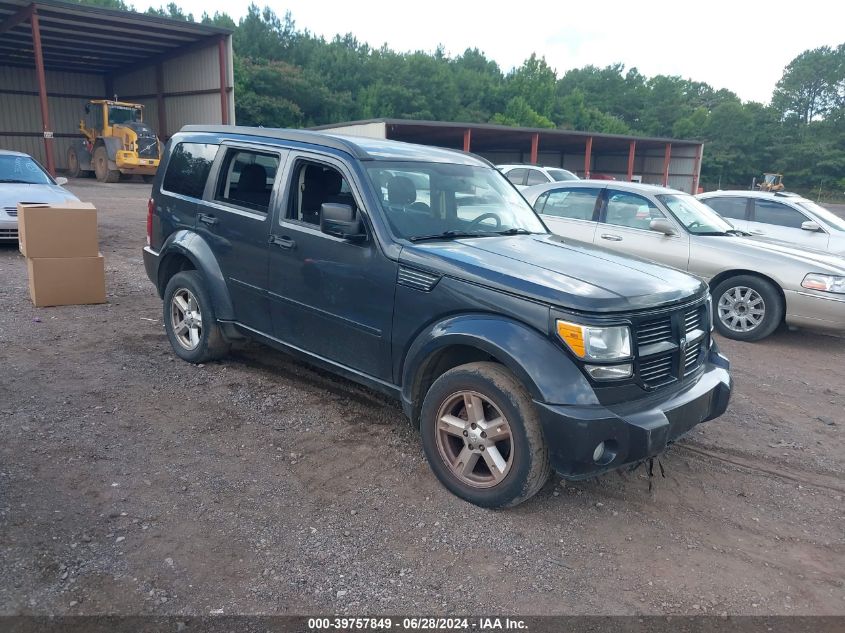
(1, 150), (79, 242)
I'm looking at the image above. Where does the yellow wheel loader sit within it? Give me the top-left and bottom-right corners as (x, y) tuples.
(756, 172), (784, 192)
(67, 100), (161, 183)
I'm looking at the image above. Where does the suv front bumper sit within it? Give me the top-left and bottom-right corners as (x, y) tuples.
(535, 344), (731, 479)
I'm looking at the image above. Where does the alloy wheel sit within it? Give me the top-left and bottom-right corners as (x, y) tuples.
(718, 286), (765, 333)
(435, 390), (513, 488)
(170, 288), (203, 350)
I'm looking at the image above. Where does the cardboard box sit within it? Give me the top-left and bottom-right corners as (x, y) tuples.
(27, 254), (106, 307)
(18, 202), (99, 258)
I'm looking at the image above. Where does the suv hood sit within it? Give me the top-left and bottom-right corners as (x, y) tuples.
(400, 234), (706, 313)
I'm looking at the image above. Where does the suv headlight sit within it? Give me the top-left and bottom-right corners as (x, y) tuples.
(556, 320), (632, 361)
(801, 273), (845, 294)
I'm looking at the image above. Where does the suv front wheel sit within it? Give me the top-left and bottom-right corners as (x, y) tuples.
(420, 362), (550, 507)
(163, 271), (230, 363)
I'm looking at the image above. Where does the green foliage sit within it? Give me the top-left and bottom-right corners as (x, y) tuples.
(72, 0), (134, 10)
(71, 1), (845, 190)
(146, 3), (193, 21)
(491, 97), (555, 129)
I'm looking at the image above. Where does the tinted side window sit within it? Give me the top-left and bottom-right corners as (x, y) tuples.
(753, 199), (807, 228)
(214, 149), (279, 214)
(525, 169), (548, 186)
(703, 196), (748, 221)
(163, 142), (218, 199)
(540, 188), (601, 220)
(605, 191), (665, 230)
(505, 168), (527, 185)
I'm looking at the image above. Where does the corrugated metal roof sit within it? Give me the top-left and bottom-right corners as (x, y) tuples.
(0, 0), (231, 74)
(312, 118), (704, 148)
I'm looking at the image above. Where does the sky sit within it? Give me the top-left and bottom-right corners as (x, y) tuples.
(139, 0), (844, 104)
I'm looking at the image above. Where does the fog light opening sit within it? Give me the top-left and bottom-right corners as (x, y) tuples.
(592, 439), (618, 466)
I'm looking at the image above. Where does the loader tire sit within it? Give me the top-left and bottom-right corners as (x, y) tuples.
(93, 146), (120, 183)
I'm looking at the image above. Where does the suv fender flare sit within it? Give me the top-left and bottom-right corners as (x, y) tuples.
(158, 230), (235, 321)
(400, 314), (598, 422)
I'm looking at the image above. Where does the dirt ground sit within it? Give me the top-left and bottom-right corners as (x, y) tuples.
(1, 180), (843, 617)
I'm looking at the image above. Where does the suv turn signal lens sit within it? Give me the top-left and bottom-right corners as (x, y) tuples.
(556, 321), (586, 357)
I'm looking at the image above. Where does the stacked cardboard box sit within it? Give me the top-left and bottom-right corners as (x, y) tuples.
(18, 202), (106, 307)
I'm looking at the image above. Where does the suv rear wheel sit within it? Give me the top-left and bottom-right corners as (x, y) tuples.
(713, 274), (783, 341)
(420, 362), (550, 507)
(163, 271), (230, 363)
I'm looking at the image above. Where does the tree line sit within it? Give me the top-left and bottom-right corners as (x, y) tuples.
(80, 1), (845, 195)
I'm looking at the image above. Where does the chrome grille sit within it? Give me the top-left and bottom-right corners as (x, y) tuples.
(4, 206), (17, 217)
(0, 228), (19, 239)
(637, 316), (672, 346)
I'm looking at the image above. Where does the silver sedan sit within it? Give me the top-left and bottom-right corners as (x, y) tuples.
(522, 180), (845, 341)
(0, 150), (78, 242)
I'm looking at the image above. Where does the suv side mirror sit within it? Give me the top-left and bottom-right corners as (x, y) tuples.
(55, 176), (68, 186)
(649, 218), (677, 236)
(321, 203), (365, 241)
(801, 220), (822, 232)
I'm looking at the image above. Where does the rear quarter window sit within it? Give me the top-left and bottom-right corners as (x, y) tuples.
(162, 142), (219, 199)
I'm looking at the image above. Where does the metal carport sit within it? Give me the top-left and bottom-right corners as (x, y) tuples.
(0, 0), (234, 176)
(314, 119), (704, 194)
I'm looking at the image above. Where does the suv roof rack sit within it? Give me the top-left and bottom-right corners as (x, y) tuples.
(179, 125), (371, 159)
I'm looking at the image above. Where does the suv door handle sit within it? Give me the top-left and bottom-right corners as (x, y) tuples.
(269, 235), (296, 250)
(197, 213), (218, 227)
(600, 233), (623, 241)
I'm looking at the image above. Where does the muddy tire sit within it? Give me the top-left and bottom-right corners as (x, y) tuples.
(420, 361), (550, 508)
(66, 147), (81, 178)
(163, 271), (230, 364)
(93, 145), (120, 183)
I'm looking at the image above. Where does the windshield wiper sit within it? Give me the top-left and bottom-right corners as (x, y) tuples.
(409, 230), (497, 243)
(726, 229), (751, 236)
(495, 228), (535, 236)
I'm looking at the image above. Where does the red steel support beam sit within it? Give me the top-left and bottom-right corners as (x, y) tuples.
(584, 136), (593, 179)
(31, 10), (55, 177)
(626, 140), (636, 182)
(0, 3), (34, 35)
(691, 144), (702, 194)
(529, 133), (539, 164)
(662, 143), (672, 187)
(218, 36), (229, 125)
(156, 63), (167, 140)
(462, 128), (471, 152)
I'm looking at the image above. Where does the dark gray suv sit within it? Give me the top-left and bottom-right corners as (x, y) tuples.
(143, 126), (732, 507)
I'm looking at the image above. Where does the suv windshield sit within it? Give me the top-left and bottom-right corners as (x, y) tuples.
(796, 200), (845, 232)
(657, 193), (735, 235)
(367, 161), (547, 241)
(546, 168), (579, 182)
(0, 155), (52, 185)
